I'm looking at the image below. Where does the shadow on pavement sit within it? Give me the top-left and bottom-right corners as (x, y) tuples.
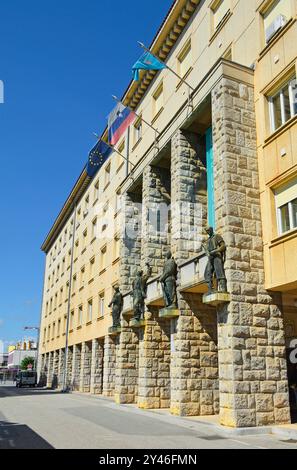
(0, 420), (54, 449)
(0, 385), (63, 398)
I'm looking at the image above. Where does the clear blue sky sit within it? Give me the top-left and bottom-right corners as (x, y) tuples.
(0, 0), (173, 350)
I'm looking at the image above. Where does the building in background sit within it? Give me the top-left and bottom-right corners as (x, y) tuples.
(39, 0), (297, 428)
(7, 340), (37, 370)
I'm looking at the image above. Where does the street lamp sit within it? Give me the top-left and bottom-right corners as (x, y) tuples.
(23, 326), (40, 372)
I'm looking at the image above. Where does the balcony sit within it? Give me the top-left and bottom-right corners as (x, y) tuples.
(122, 291), (133, 317)
(145, 276), (164, 307)
(179, 251), (208, 294)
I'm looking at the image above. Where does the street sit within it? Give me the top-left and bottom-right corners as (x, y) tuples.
(0, 383), (296, 449)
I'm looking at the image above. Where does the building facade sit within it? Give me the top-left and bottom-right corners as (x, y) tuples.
(39, 0), (297, 428)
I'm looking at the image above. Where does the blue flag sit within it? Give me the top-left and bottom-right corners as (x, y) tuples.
(132, 51), (167, 81)
(86, 140), (112, 178)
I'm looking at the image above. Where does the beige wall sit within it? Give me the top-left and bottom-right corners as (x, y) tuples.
(254, 0), (297, 291)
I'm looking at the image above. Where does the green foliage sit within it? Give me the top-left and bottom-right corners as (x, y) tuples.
(20, 356), (35, 370)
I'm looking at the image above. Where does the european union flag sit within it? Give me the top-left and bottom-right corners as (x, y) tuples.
(132, 51), (167, 81)
(86, 140), (112, 178)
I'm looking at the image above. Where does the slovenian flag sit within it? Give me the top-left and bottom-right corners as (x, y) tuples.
(86, 140), (112, 178)
(132, 51), (167, 81)
(108, 102), (135, 146)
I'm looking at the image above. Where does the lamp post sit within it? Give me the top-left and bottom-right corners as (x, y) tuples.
(23, 326), (40, 371)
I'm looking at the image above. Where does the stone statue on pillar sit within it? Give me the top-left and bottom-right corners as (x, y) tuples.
(132, 262), (152, 321)
(108, 286), (123, 328)
(202, 226), (227, 294)
(159, 250), (178, 308)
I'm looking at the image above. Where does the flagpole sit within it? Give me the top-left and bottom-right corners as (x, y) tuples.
(92, 133), (135, 168)
(112, 95), (160, 136)
(138, 42), (194, 92)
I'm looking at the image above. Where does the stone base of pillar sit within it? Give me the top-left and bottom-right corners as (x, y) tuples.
(202, 292), (231, 306)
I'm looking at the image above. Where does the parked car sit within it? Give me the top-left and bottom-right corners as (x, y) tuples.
(16, 371), (37, 388)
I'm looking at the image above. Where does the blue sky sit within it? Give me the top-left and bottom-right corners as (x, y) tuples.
(0, 0), (173, 350)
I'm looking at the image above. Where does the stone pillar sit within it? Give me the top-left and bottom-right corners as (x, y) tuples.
(211, 75), (290, 427)
(169, 129), (216, 416)
(103, 335), (117, 396)
(71, 344), (81, 391)
(90, 338), (104, 394)
(46, 351), (54, 388)
(170, 298), (219, 416)
(120, 191), (142, 294)
(58, 348), (65, 389)
(141, 164), (171, 274)
(52, 350), (59, 389)
(138, 312), (171, 409)
(171, 129), (207, 261)
(38, 354), (47, 387)
(115, 319), (139, 404)
(66, 346), (73, 390)
(79, 342), (92, 393)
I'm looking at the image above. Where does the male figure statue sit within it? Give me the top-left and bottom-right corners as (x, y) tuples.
(132, 262), (152, 321)
(202, 226), (227, 293)
(108, 286), (123, 328)
(159, 250), (178, 308)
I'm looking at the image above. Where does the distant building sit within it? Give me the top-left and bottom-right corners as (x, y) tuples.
(0, 353), (8, 367)
(7, 340), (37, 370)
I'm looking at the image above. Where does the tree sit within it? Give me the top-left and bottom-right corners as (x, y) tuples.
(20, 356), (35, 370)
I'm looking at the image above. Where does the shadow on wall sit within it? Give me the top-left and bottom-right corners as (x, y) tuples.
(0, 420), (54, 449)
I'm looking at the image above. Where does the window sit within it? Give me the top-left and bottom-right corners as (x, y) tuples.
(263, 0), (291, 43)
(115, 190), (121, 214)
(105, 163), (111, 187)
(153, 83), (163, 117)
(45, 302), (48, 317)
(80, 266), (85, 287)
(92, 218), (97, 239)
(59, 287), (63, 305)
(211, 0), (230, 31)
(114, 236), (120, 261)
(74, 240), (79, 259)
(47, 325), (51, 341)
(56, 265), (60, 281)
(94, 180), (99, 202)
(78, 305), (83, 326)
(76, 207), (81, 226)
(62, 257), (65, 273)
(64, 229), (67, 245)
(275, 179), (297, 235)
(134, 117), (142, 144)
(87, 299), (93, 323)
(52, 323), (55, 339)
(89, 257), (95, 279)
(54, 293), (57, 309)
(100, 246), (107, 272)
(177, 40), (191, 78)
(102, 203), (109, 232)
(99, 292), (105, 317)
(57, 319), (61, 337)
(82, 229), (87, 251)
(117, 140), (125, 170)
(269, 77), (297, 132)
(83, 196), (90, 218)
(72, 274), (77, 292)
(70, 310), (74, 330)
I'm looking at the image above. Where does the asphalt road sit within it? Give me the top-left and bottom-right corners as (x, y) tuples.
(0, 383), (296, 449)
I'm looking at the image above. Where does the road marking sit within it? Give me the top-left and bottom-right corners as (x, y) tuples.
(230, 439), (267, 449)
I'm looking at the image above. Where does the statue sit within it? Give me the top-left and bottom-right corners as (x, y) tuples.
(202, 226), (227, 294)
(108, 286), (123, 328)
(132, 263), (152, 321)
(159, 250), (177, 308)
